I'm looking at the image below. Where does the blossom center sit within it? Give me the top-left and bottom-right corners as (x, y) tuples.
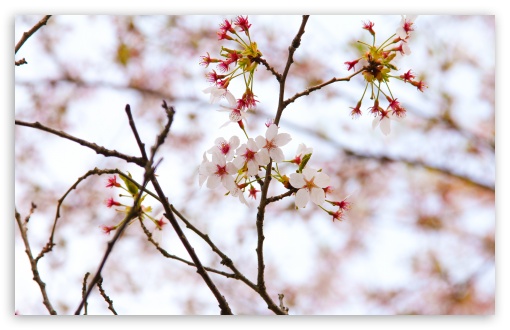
(219, 142), (230, 155)
(215, 164), (228, 177)
(244, 148), (256, 161)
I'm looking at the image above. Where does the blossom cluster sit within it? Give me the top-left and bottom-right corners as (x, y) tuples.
(198, 123), (349, 221)
(100, 174), (166, 234)
(344, 15), (427, 135)
(201, 15), (261, 127)
(198, 16), (351, 222)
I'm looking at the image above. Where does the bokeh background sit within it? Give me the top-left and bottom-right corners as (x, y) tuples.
(14, 14), (495, 315)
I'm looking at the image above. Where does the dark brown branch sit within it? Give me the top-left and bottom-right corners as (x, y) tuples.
(250, 15), (312, 316)
(15, 15), (52, 54)
(15, 207), (57, 315)
(138, 220), (236, 279)
(15, 58), (28, 66)
(266, 189), (297, 204)
(283, 69), (364, 107)
(274, 15), (309, 126)
(81, 272), (90, 315)
(75, 161), (156, 315)
(97, 277), (118, 315)
(38, 168), (130, 263)
(137, 102), (233, 315)
(254, 57), (282, 82)
(125, 104), (148, 160)
(170, 205), (291, 313)
(15, 120), (146, 167)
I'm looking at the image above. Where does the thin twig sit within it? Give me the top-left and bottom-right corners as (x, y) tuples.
(266, 189), (297, 204)
(125, 104), (148, 160)
(15, 207), (57, 315)
(254, 57), (282, 82)
(283, 69), (364, 107)
(38, 168), (127, 262)
(138, 220), (236, 279)
(274, 15), (309, 126)
(74, 167), (153, 315)
(15, 120), (146, 167)
(97, 277), (118, 315)
(15, 15), (52, 54)
(81, 272), (90, 315)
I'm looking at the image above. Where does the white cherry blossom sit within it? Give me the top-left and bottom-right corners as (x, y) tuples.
(289, 167), (330, 208)
(255, 124), (291, 164)
(396, 15), (418, 40)
(208, 136), (240, 161)
(199, 152), (237, 191)
(233, 138), (264, 176)
(203, 85), (233, 104)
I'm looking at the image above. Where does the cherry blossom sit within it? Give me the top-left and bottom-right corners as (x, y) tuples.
(372, 109), (402, 136)
(217, 91), (249, 127)
(230, 184), (249, 206)
(291, 143), (313, 165)
(199, 152), (237, 191)
(255, 124), (292, 164)
(289, 167), (330, 208)
(208, 136), (240, 161)
(232, 138), (264, 176)
(203, 85), (233, 104)
(396, 15), (417, 40)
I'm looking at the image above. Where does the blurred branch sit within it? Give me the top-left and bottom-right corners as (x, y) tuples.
(15, 120), (146, 167)
(281, 119), (495, 193)
(15, 15), (51, 54)
(15, 205), (57, 315)
(16, 77), (200, 104)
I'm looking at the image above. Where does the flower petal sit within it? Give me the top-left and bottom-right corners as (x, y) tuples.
(229, 136), (240, 149)
(269, 147), (285, 163)
(255, 135), (266, 149)
(257, 149), (270, 165)
(266, 124), (278, 140)
(380, 117), (391, 135)
(295, 188), (310, 208)
(314, 172), (330, 188)
(206, 175), (221, 189)
(289, 173), (305, 188)
(274, 133), (291, 147)
(301, 167), (316, 180)
(310, 187), (325, 206)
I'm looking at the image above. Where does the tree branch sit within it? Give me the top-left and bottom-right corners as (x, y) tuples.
(15, 206), (57, 315)
(283, 69), (364, 107)
(15, 15), (52, 54)
(15, 120), (146, 167)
